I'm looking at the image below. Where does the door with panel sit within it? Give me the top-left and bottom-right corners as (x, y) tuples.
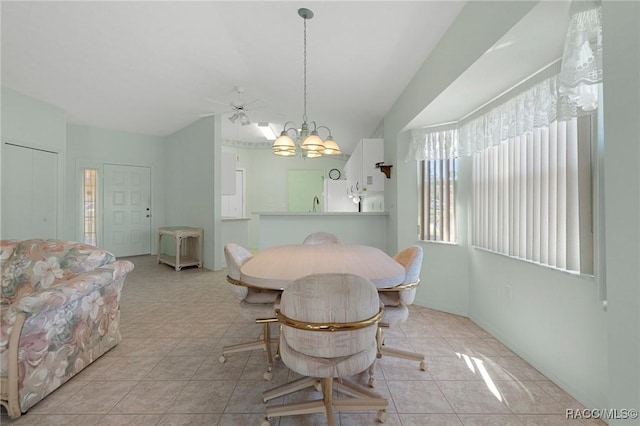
(103, 164), (151, 256)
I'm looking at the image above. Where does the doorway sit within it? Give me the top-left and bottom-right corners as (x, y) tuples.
(287, 169), (324, 212)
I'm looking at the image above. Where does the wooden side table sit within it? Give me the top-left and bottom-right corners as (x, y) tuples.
(157, 227), (203, 271)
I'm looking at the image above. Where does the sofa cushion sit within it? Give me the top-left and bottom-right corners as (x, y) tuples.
(1, 239), (116, 306)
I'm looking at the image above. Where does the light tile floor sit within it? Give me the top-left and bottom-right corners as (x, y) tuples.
(2, 255), (605, 425)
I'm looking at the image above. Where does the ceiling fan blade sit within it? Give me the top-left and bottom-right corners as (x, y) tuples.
(205, 97), (232, 107)
(243, 97), (262, 107)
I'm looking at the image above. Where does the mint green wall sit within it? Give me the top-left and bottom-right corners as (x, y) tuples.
(1, 87), (67, 239)
(380, 0), (619, 412)
(1, 87), (66, 151)
(602, 2), (640, 423)
(65, 124), (166, 250)
(164, 117), (218, 269)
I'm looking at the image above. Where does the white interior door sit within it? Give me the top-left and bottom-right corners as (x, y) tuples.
(103, 164), (151, 256)
(1, 144), (57, 239)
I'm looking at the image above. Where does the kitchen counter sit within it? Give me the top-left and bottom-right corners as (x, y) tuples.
(254, 211), (389, 250)
(254, 211), (389, 216)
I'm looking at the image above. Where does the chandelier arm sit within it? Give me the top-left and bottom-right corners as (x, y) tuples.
(282, 121), (300, 136)
(315, 125), (333, 137)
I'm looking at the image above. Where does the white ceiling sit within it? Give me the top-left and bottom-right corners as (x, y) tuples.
(1, 1), (466, 154)
(1, 1), (570, 156)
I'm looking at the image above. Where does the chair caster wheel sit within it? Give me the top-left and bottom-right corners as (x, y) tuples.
(368, 378), (376, 388)
(263, 371), (273, 381)
(419, 361), (426, 371)
(274, 353), (281, 361)
(376, 409), (387, 423)
(218, 355), (226, 363)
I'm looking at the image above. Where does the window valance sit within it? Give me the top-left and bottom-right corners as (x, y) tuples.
(459, 76), (559, 156)
(406, 128), (458, 162)
(407, 0), (602, 162)
(409, 76), (560, 161)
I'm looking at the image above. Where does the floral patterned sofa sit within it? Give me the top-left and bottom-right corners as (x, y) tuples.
(0, 239), (134, 419)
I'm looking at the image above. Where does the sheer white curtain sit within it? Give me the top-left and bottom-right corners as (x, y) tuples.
(557, 0), (603, 119)
(459, 76), (560, 156)
(407, 127), (458, 162)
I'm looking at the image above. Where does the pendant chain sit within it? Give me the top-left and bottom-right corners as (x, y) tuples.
(303, 17), (308, 124)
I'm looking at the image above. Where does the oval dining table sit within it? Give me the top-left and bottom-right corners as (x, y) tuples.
(239, 244), (406, 290)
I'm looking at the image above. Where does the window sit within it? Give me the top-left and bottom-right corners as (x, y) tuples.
(409, 71), (597, 275)
(82, 169), (97, 246)
(472, 115), (594, 275)
(420, 158), (457, 242)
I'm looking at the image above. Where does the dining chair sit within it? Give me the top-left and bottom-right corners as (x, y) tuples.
(369, 245), (425, 387)
(302, 232), (342, 245)
(261, 273), (388, 426)
(222, 243), (281, 380)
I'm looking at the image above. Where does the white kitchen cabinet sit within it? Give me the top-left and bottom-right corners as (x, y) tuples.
(345, 138), (384, 195)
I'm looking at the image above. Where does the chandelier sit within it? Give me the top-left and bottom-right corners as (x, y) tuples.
(272, 8), (341, 158)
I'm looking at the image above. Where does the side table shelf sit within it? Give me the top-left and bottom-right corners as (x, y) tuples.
(157, 227), (203, 271)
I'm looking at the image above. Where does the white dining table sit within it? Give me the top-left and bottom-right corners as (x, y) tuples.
(239, 244), (406, 290)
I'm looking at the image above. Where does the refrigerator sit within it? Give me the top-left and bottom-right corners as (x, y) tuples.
(323, 179), (358, 212)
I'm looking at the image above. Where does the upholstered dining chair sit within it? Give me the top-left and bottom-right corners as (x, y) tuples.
(261, 273), (388, 426)
(222, 243), (281, 380)
(369, 245), (425, 387)
(302, 232), (342, 245)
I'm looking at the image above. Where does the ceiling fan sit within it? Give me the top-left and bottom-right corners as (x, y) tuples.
(199, 86), (262, 126)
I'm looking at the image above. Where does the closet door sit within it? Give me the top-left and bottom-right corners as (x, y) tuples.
(2, 144), (57, 239)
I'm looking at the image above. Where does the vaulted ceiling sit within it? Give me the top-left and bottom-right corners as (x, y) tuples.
(1, 1), (568, 155)
(1, 1), (464, 154)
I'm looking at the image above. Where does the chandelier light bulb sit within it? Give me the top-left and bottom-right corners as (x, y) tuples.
(301, 131), (325, 152)
(322, 136), (341, 155)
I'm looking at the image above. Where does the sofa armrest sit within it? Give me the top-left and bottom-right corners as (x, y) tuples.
(12, 260), (134, 317)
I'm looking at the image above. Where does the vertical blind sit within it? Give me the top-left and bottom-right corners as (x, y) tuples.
(421, 158), (456, 242)
(472, 117), (593, 274)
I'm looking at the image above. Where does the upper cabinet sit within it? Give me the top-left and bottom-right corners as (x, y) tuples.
(345, 138), (384, 196)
